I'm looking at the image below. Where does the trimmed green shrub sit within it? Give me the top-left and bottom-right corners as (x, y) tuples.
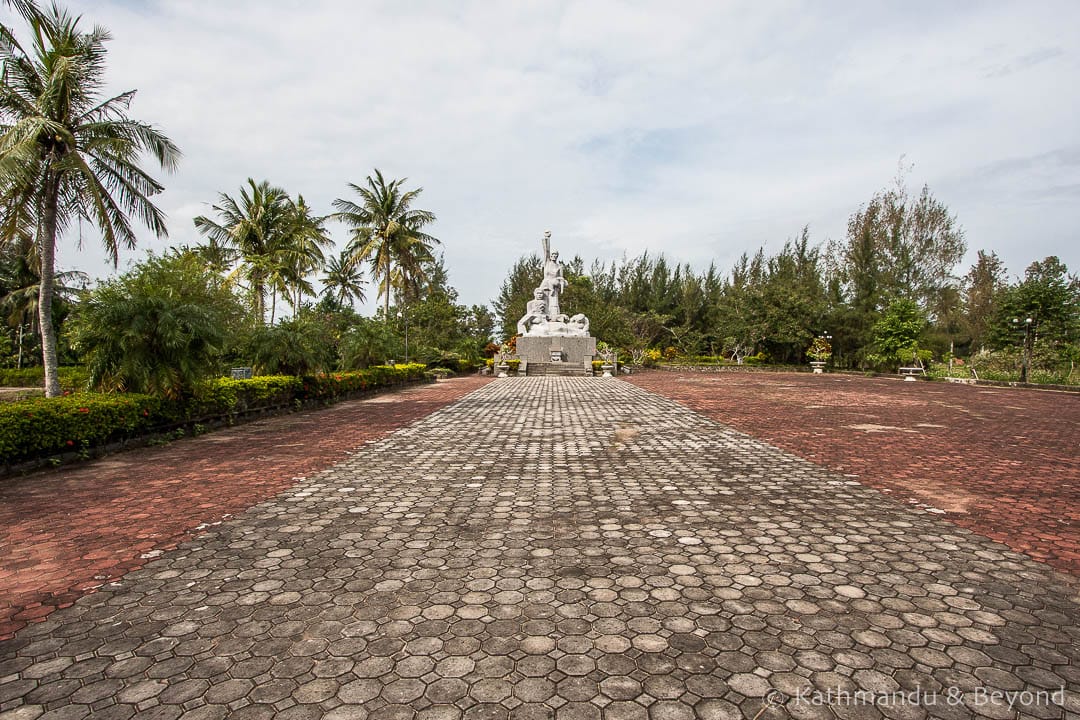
(1, 365), (431, 467)
(179, 376), (302, 422)
(0, 393), (161, 462)
(665, 355), (728, 366)
(298, 364), (428, 402)
(417, 351), (478, 375)
(0, 366), (89, 391)
(0, 368), (44, 387)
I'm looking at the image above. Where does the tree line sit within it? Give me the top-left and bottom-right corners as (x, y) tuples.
(3, 1), (1077, 395)
(495, 173), (1079, 381)
(0, 2), (491, 397)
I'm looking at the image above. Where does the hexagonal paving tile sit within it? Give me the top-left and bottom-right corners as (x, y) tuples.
(0, 378), (1077, 719)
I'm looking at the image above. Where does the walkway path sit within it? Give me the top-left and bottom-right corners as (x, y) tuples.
(1, 378), (1078, 719)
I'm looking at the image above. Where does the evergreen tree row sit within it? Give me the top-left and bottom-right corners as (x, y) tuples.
(495, 176), (1079, 381)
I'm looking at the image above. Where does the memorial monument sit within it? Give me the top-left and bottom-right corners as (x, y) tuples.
(514, 231), (597, 370)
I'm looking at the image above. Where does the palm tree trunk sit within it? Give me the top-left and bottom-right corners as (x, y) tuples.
(253, 280), (265, 325)
(270, 288), (277, 325)
(38, 175), (61, 397)
(384, 264), (391, 319)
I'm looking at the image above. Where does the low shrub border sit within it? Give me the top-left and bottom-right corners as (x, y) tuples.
(1, 364), (431, 473)
(0, 366), (90, 391)
(0, 393), (162, 463)
(654, 362), (819, 374)
(648, 363), (1080, 391)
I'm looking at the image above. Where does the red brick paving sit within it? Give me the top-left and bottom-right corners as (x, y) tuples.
(0, 376), (490, 639)
(628, 370), (1080, 575)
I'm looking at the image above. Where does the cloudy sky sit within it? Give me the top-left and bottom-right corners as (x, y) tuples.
(28, 0), (1080, 309)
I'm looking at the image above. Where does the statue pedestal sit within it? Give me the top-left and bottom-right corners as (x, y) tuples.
(517, 336), (596, 367)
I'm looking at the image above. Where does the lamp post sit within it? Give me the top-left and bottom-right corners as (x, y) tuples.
(1011, 317), (1032, 383)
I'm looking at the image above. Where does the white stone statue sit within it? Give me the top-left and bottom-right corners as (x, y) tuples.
(515, 231), (590, 338)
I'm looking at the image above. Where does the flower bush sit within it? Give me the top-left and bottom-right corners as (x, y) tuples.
(500, 335), (520, 354)
(807, 337), (833, 362)
(0, 393), (161, 463)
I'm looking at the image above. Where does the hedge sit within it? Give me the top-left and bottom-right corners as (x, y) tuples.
(0, 366), (90, 391)
(298, 363), (428, 402)
(0, 393), (161, 462)
(173, 375), (302, 423)
(1, 364), (430, 467)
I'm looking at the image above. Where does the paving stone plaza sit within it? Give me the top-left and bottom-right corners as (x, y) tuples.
(1, 376), (1078, 719)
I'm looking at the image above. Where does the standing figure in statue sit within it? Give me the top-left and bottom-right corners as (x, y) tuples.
(539, 250), (567, 321)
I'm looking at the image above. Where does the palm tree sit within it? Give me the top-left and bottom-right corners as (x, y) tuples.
(388, 239), (439, 304)
(2, 0), (40, 23)
(194, 179), (291, 324)
(0, 232), (85, 367)
(333, 169), (438, 318)
(320, 248), (366, 309)
(280, 194), (331, 315)
(0, 4), (180, 396)
(195, 184), (333, 323)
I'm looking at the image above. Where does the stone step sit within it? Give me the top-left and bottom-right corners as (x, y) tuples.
(525, 362), (591, 377)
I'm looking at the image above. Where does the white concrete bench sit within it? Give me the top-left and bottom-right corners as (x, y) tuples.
(898, 366), (924, 382)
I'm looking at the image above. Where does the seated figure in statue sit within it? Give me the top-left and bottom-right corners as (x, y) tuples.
(569, 313), (589, 334)
(516, 289), (549, 336)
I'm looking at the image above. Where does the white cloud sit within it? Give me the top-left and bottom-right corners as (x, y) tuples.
(30, 0), (1080, 308)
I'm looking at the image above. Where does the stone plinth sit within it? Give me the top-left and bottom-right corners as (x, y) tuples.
(516, 335), (596, 366)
